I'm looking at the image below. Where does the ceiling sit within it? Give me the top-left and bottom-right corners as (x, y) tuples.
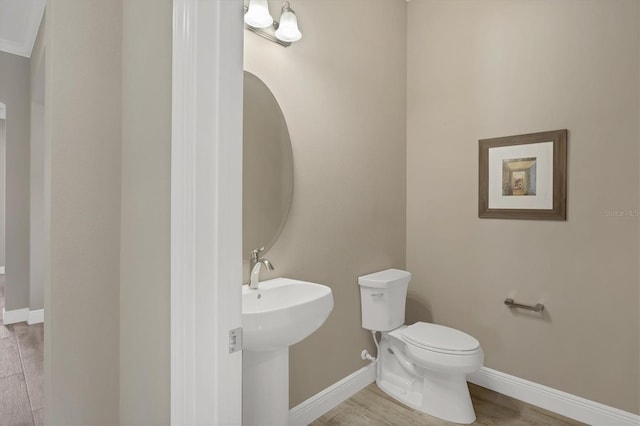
(0, 0), (45, 58)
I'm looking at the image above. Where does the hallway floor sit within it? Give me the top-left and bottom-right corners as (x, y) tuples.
(0, 276), (43, 426)
(311, 383), (584, 425)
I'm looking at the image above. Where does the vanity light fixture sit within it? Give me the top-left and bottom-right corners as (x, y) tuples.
(274, 3), (302, 43)
(244, 0), (273, 28)
(244, 0), (302, 47)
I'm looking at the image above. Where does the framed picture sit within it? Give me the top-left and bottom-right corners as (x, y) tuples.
(479, 129), (567, 220)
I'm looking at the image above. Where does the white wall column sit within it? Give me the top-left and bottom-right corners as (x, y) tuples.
(171, 0), (244, 424)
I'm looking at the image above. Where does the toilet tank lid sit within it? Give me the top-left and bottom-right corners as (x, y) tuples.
(358, 269), (411, 288)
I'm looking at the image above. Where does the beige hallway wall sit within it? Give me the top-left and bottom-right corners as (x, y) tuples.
(0, 118), (5, 269)
(46, 0), (172, 423)
(29, 100), (44, 310)
(244, 0), (408, 407)
(30, 18), (46, 311)
(46, 0), (122, 423)
(406, 0), (639, 414)
(0, 51), (31, 311)
(119, 0), (172, 423)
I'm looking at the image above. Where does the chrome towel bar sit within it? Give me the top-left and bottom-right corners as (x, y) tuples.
(504, 298), (544, 313)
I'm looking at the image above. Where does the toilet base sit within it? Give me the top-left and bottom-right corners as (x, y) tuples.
(421, 371), (476, 424)
(377, 373), (476, 424)
(378, 331), (478, 424)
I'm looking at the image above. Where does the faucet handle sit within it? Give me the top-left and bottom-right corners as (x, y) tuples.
(250, 247), (265, 262)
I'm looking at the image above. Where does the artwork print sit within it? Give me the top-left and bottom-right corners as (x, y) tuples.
(502, 157), (537, 196)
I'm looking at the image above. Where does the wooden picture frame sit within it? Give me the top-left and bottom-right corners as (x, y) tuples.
(479, 129), (567, 220)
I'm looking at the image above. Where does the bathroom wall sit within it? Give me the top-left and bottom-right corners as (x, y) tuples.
(244, 0), (407, 407)
(29, 100), (44, 310)
(119, 0), (172, 423)
(30, 19), (46, 311)
(45, 0), (172, 422)
(0, 51), (31, 311)
(46, 0), (122, 423)
(0, 20), (47, 313)
(406, 0), (639, 415)
(0, 118), (5, 269)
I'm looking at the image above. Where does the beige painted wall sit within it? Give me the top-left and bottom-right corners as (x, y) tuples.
(46, 1), (172, 422)
(0, 51), (31, 311)
(30, 18), (46, 311)
(46, 0), (122, 423)
(0, 118), (5, 268)
(244, 0), (407, 407)
(119, 0), (172, 423)
(31, 19), (46, 102)
(406, 0), (639, 414)
(29, 100), (44, 310)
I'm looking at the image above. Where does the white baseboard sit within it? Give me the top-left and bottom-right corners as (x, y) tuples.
(468, 367), (640, 426)
(2, 307), (44, 325)
(27, 309), (44, 325)
(3, 307), (29, 324)
(289, 363), (376, 426)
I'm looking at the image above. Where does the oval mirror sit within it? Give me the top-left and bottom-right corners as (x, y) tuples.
(243, 71), (294, 260)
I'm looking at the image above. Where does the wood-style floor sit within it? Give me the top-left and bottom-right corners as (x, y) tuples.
(311, 383), (584, 426)
(0, 276), (43, 426)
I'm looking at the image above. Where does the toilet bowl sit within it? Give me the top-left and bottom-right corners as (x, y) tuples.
(358, 269), (483, 424)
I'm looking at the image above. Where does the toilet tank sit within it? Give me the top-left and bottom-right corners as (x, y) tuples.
(358, 269), (411, 332)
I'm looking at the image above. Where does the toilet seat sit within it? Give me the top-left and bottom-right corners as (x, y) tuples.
(402, 322), (480, 355)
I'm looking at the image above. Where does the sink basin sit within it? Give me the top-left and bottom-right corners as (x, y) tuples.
(242, 277), (334, 351)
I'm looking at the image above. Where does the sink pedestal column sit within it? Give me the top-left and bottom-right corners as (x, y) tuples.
(243, 348), (289, 425)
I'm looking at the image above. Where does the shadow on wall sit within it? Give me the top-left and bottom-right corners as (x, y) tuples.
(406, 292), (433, 324)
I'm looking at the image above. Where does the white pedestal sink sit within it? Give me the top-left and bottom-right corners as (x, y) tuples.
(242, 278), (334, 426)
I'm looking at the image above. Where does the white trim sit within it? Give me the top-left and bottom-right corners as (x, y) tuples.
(289, 364), (377, 426)
(171, 3), (197, 424)
(0, 103), (5, 120)
(468, 367), (640, 426)
(2, 307), (45, 325)
(0, 0), (45, 58)
(24, 1), (45, 58)
(2, 307), (29, 324)
(0, 266), (5, 274)
(0, 39), (31, 58)
(171, 1), (243, 425)
(27, 309), (44, 325)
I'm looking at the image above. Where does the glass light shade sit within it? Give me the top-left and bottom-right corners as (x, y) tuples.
(275, 10), (302, 43)
(244, 0), (273, 29)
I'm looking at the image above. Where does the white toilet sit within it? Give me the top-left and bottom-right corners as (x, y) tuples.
(358, 269), (483, 424)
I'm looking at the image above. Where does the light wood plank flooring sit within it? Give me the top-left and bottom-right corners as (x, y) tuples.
(0, 276), (43, 426)
(311, 383), (584, 425)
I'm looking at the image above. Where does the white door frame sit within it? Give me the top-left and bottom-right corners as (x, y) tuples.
(171, 1), (244, 424)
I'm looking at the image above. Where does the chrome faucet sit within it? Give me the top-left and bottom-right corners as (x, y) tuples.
(249, 247), (274, 289)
